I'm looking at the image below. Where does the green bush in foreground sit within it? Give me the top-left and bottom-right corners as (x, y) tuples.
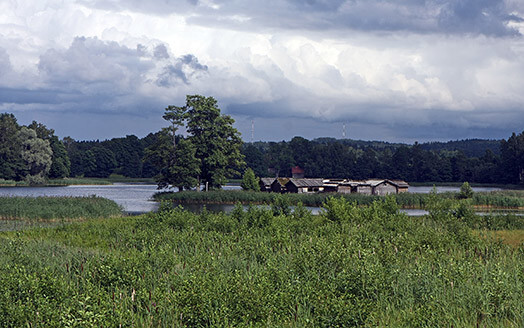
(0, 197), (523, 326)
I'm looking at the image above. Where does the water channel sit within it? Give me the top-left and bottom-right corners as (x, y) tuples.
(0, 184), (506, 216)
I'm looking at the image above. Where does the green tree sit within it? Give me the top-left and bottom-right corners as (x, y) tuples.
(241, 168), (259, 191)
(48, 136), (71, 178)
(183, 95), (245, 189)
(84, 147), (117, 178)
(28, 121), (71, 179)
(242, 144), (267, 177)
(265, 142), (293, 177)
(458, 181), (474, 199)
(145, 130), (200, 190)
(166, 138), (200, 190)
(18, 127), (52, 184)
(0, 113), (23, 180)
(500, 131), (524, 184)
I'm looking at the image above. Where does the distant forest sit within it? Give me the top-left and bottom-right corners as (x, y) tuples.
(47, 132), (524, 185)
(1, 112), (523, 185)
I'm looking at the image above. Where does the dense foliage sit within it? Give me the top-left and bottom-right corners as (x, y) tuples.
(146, 95), (245, 190)
(1, 197), (523, 326)
(244, 133), (524, 185)
(240, 168), (259, 191)
(0, 114), (69, 184)
(2, 110), (523, 186)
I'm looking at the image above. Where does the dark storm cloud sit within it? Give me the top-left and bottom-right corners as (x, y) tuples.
(0, 87), (62, 105)
(86, 0), (523, 36)
(0, 36), (207, 121)
(228, 95), (524, 142)
(156, 54), (208, 86)
(40, 37), (203, 99)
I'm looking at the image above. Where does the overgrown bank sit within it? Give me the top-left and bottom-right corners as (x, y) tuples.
(0, 196), (122, 220)
(1, 197), (523, 326)
(154, 189), (524, 209)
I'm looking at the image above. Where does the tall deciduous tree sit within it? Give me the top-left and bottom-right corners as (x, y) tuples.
(18, 127), (52, 184)
(144, 130), (200, 190)
(147, 95), (244, 190)
(0, 113), (22, 180)
(28, 121), (71, 179)
(184, 95), (245, 189)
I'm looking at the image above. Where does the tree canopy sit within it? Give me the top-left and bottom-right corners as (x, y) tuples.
(146, 95), (245, 190)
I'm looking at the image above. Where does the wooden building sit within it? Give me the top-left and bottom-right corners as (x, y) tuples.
(368, 180), (397, 196)
(259, 178), (274, 192)
(334, 179), (409, 195)
(271, 178), (289, 193)
(390, 180), (409, 193)
(258, 176), (409, 195)
(285, 178), (324, 193)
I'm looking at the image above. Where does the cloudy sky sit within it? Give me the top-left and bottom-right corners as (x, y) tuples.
(1, 0), (524, 143)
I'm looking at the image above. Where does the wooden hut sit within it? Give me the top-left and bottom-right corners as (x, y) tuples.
(259, 178), (275, 192)
(368, 180), (397, 196)
(389, 180), (409, 193)
(285, 178), (324, 193)
(271, 178), (289, 193)
(322, 179), (344, 193)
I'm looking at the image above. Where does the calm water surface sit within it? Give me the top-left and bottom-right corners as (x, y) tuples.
(0, 184), (161, 214)
(0, 184), (506, 215)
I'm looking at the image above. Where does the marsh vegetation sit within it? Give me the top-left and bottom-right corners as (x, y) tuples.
(1, 195), (524, 326)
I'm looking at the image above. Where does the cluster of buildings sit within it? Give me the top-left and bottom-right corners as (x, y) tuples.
(259, 178), (409, 196)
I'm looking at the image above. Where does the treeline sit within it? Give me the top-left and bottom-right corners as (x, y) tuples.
(0, 114), (70, 184)
(2, 112), (523, 185)
(244, 134), (524, 184)
(64, 134), (160, 179)
(0, 113), (163, 183)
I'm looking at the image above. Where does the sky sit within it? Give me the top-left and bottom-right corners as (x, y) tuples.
(1, 0), (524, 143)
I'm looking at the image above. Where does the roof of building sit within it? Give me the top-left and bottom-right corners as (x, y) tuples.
(260, 178), (275, 186)
(287, 178), (324, 187)
(272, 178), (290, 186)
(389, 180), (410, 188)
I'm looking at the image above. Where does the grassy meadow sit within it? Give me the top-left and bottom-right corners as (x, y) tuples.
(1, 195), (524, 326)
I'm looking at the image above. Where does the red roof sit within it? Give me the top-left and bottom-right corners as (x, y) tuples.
(291, 166), (304, 174)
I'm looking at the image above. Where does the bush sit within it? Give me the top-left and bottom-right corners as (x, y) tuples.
(459, 181), (474, 199)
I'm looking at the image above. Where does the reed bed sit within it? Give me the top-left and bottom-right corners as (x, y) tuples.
(0, 196), (122, 220)
(46, 178), (113, 186)
(154, 189), (524, 210)
(0, 197), (523, 326)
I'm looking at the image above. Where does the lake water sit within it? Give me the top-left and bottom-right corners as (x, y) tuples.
(0, 183), (506, 215)
(407, 186), (501, 193)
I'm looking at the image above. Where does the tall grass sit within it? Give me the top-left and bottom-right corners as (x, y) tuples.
(0, 196), (122, 220)
(0, 197), (523, 326)
(46, 178), (113, 186)
(154, 189), (524, 210)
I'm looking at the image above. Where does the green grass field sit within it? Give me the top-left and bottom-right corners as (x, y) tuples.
(0, 196), (523, 326)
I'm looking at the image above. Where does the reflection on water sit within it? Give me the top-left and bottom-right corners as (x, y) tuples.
(408, 186), (501, 193)
(0, 184), (161, 214)
(0, 183), (511, 216)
